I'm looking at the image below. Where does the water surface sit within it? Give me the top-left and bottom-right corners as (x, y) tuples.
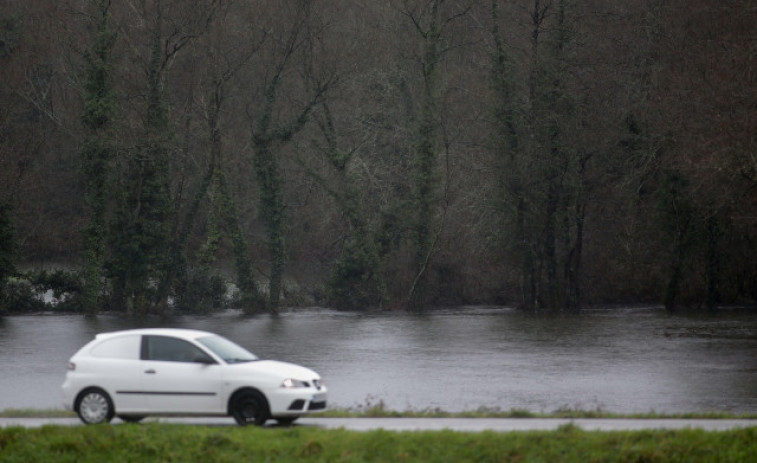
(1, 307), (755, 414)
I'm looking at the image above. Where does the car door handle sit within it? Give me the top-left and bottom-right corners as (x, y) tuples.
(144, 369), (156, 374)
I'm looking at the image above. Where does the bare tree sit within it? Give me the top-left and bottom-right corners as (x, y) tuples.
(244, 0), (330, 312)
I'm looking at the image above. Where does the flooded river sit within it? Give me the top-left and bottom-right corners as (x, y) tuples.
(1, 306), (755, 414)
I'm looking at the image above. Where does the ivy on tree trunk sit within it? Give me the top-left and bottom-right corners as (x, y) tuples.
(80, 0), (116, 316)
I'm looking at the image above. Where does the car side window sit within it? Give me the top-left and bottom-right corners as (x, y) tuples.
(142, 335), (213, 363)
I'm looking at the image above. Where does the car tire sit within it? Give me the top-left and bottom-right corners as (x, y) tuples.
(76, 388), (115, 424)
(118, 415), (145, 423)
(231, 390), (269, 426)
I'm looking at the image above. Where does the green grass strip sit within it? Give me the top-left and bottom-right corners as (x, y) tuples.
(1, 423), (755, 463)
(314, 405), (757, 420)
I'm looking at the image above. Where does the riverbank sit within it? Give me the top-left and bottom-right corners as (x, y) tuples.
(0, 422), (754, 462)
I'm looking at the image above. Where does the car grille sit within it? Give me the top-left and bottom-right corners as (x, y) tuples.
(308, 401), (326, 411)
(288, 399), (306, 411)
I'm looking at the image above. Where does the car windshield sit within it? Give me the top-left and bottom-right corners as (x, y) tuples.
(197, 335), (258, 364)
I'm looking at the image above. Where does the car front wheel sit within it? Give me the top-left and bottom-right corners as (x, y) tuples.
(76, 388), (114, 424)
(231, 390), (269, 426)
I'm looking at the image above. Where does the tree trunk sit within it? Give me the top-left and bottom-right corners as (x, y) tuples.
(80, 0), (116, 316)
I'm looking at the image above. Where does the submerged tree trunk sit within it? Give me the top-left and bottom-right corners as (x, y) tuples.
(658, 170), (694, 312)
(80, 0), (116, 316)
(216, 173), (262, 310)
(250, 68), (323, 313)
(253, 128), (287, 312)
(307, 101), (386, 309)
(247, 2), (328, 312)
(109, 13), (172, 315)
(250, 69), (292, 313)
(515, 0), (585, 311)
(705, 214), (722, 310)
(0, 201), (16, 314)
(406, 0), (452, 308)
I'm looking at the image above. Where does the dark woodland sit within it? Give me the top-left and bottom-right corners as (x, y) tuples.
(0, 0), (755, 314)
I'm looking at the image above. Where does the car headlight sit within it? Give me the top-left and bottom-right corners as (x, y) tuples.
(281, 378), (310, 388)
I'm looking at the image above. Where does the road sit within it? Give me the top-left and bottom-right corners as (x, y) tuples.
(2, 417), (755, 431)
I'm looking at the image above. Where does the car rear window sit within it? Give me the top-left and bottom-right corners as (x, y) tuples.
(90, 335), (140, 359)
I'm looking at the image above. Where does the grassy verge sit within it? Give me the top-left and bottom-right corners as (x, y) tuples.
(313, 404), (757, 420)
(1, 423), (755, 462)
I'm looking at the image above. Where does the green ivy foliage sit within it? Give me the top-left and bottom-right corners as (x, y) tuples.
(0, 201), (16, 312)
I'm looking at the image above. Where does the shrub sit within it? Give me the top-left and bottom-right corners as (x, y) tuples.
(175, 268), (231, 313)
(1, 270), (84, 313)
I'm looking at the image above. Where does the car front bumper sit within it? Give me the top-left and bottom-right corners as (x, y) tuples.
(268, 388), (328, 416)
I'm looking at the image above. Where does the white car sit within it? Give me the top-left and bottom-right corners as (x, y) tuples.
(61, 328), (327, 426)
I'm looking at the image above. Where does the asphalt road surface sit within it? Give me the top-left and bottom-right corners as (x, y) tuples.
(2, 417), (756, 431)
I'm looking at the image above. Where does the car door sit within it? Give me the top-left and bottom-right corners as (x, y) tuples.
(139, 335), (223, 413)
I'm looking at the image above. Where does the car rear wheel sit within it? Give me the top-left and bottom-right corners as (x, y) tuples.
(231, 390), (269, 426)
(76, 388), (114, 424)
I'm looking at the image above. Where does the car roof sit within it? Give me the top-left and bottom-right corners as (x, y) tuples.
(95, 328), (214, 341)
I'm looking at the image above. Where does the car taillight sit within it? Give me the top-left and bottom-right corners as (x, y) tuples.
(67, 362), (76, 371)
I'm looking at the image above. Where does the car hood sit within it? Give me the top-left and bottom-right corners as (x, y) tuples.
(232, 359), (320, 380)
